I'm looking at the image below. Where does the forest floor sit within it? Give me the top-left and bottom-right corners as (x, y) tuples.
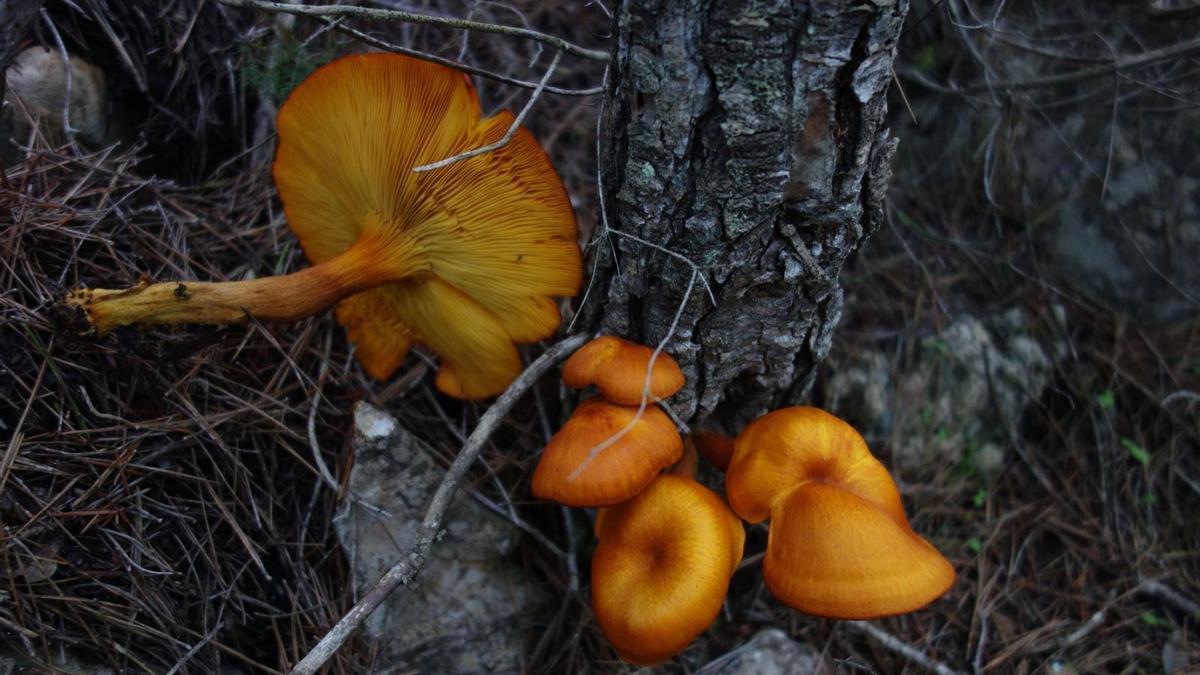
(2, 1), (1197, 674)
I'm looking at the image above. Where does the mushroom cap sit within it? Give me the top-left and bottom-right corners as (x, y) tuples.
(726, 406), (905, 524)
(531, 396), (682, 507)
(592, 475), (745, 664)
(726, 407), (955, 618)
(561, 335), (685, 405)
(691, 429), (736, 471)
(762, 482), (955, 619)
(274, 53), (581, 399)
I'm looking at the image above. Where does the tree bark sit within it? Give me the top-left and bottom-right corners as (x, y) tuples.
(585, 0), (909, 429)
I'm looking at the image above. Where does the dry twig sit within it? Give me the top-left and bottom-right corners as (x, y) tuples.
(218, 0), (609, 61)
(848, 621), (964, 675)
(290, 333), (588, 675)
(413, 50), (563, 172)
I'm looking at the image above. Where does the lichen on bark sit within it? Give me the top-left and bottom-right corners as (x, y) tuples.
(584, 0), (909, 429)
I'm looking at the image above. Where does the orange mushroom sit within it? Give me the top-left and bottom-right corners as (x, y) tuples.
(726, 407), (955, 619)
(561, 335), (684, 405)
(592, 474), (744, 664)
(531, 396), (682, 507)
(66, 53), (581, 399)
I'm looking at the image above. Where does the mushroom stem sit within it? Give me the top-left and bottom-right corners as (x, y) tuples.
(67, 235), (414, 333)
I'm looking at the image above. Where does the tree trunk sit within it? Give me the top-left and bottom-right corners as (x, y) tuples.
(585, 0), (909, 429)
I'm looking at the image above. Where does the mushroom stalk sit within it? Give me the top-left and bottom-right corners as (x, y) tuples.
(67, 233), (416, 333)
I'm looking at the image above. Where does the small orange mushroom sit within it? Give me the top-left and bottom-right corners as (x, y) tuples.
(561, 335), (684, 405)
(65, 53), (581, 400)
(531, 396), (682, 507)
(592, 475), (744, 664)
(726, 407), (954, 619)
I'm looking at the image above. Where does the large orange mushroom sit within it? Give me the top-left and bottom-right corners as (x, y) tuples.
(561, 335), (685, 405)
(531, 396), (682, 507)
(591, 474), (744, 664)
(66, 53), (581, 399)
(726, 406), (955, 619)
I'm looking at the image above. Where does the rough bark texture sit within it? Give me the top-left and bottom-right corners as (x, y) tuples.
(585, 0), (909, 429)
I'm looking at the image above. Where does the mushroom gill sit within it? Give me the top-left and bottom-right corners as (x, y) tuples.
(66, 53), (581, 399)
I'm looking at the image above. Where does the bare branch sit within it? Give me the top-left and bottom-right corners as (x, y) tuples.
(414, 50), (562, 172)
(289, 333), (589, 675)
(848, 621), (965, 675)
(1138, 576), (1200, 619)
(219, 0), (610, 61)
(961, 37), (1200, 94)
(323, 18), (602, 97)
(39, 9), (78, 146)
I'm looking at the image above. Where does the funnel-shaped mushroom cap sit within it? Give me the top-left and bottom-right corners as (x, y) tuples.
(561, 335), (685, 405)
(726, 407), (905, 524)
(532, 396), (682, 507)
(726, 407), (955, 618)
(762, 483), (955, 619)
(592, 475), (745, 664)
(275, 53), (581, 399)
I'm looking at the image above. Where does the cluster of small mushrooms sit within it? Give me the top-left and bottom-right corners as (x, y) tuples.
(534, 336), (956, 664)
(61, 50), (955, 664)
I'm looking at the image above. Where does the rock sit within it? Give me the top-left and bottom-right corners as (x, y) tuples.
(825, 350), (892, 446)
(702, 629), (825, 675)
(1049, 128), (1200, 325)
(1016, 59), (1200, 326)
(335, 402), (546, 674)
(891, 10), (1200, 327)
(827, 308), (1058, 475)
(4, 46), (109, 148)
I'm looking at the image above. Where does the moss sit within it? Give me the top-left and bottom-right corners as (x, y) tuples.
(242, 38), (337, 105)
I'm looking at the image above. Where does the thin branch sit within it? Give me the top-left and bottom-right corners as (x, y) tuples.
(324, 18), (601, 97)
(290, 333), (588, 675)
(458, 1), (542, 67)
(848, 621), (965, 675)
(306, 328), (340, 495)
(1138, 576), (1200, 618)
(1059, 610), (1105, 648)
(413, 50), (562, 172)
(39, 9), (76, 144)
(962, 37), (1200, 93)
(469, 490), (567, 560)
(219, 0), (609, 61)
(603, 227), (718, 305)
(1162, 390), (1200, 407)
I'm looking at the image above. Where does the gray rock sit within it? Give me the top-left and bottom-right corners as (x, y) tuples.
(890, 12), (1200, 327)
(827, 308), (1058, 475)
(335, 402), (546, 674)
(825, 349), (893, 446)
(700, 629), (825, 675)
(5, 47), (109, 148)
(1019, 79), (1200, 326)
